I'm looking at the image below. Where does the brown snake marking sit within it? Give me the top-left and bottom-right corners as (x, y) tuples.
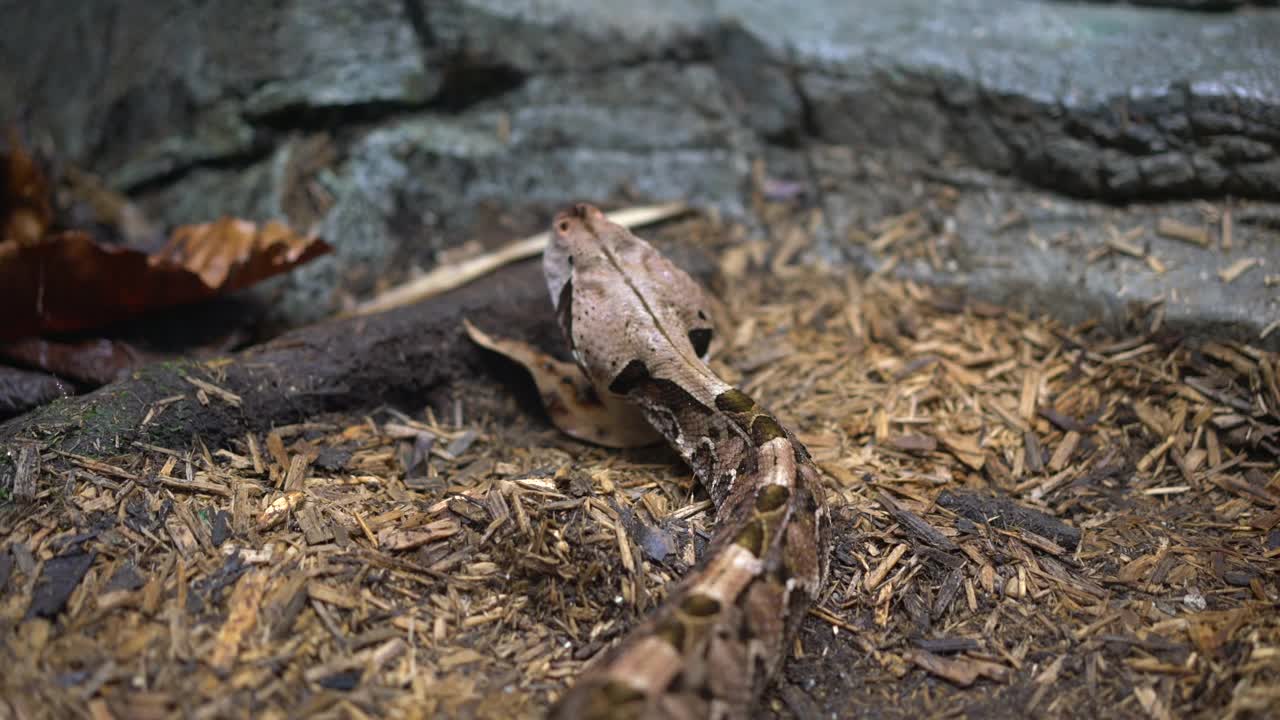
(543, 204), (832, 719)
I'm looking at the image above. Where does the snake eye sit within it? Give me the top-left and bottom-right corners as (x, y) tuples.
(688, 328), (712, 357)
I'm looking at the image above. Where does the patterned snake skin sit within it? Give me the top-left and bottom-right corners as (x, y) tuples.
(543, 204), (832, 719)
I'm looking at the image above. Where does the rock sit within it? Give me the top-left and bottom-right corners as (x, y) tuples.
(424, 0), (712, 72)
(342, 62), (752, 218)
(1, 0), (1277, 341)
(812, 150), (1280, 346)
(1092, 1), (1275, 9)
(733, 0), (1280, 201)
(8, 0), (1279, 201)
(128, 63), (751, 325)
(1, 0), (435, 189)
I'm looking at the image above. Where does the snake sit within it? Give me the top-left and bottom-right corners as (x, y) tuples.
(542, 204), (832, 719)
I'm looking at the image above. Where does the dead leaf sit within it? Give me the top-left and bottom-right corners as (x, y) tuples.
(0, 224), (330, 341)
(464, 319), (660, 448)
(0, 132), (331, 342)
(1, 128), (53, 247)
(155, 217), (327, 290)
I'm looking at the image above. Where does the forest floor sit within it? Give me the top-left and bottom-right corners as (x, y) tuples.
(2, 210), (1278, 719)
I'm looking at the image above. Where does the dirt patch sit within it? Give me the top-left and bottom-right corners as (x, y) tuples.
(1, 212), (1277, 719)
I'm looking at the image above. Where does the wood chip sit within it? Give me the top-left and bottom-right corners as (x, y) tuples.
(1217, 257), (1262, 284)
(154, 473), (232, 497)
(297, 504), (333, 545)
(210, 570), (270, 673)
(283, 453), (311, 492)
(1048, 431), (1081, 472)
(905, 649), (986, 687)
(937, 431), (985, 470)
(1105, 226), (1145, 258)
(258, 491), (305, 530)
(377, 518), (460, 551)
(1019, 369), (1039, 422)
(308, 580), (361, 610)
(878, 492), (959, 552)
(865, 543), (908, 591)
(885, 434), (937, 453)
(181, 374), (242, 407)
(165, 514), (200, 558)
(11, 443), (40, 501)
(266, 431), (289, 475)
(1156, 218), (1209, 248)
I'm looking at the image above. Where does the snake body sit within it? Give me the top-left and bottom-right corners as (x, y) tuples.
(543, 204), (832, 719)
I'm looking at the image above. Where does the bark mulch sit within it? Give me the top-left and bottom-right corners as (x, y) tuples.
(2, 211), (1277, 719)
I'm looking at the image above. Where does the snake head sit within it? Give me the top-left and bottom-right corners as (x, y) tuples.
(544, 203), (717, 395)
(542, 203), (604, 333)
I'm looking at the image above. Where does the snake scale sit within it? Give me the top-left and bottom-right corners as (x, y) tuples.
(542, 204), (832, 719)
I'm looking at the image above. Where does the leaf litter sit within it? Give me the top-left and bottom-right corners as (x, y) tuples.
(0, 130), (331, 410)
(0, 205), (1277, 719)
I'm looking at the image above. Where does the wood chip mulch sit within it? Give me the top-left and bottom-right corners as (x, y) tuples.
(2, 211), (1278, 720)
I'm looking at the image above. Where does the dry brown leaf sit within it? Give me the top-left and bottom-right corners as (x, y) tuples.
(464, 319), (660, 448)
(155, 217), (328, 290)
(0, 223), (330, 341)
(1, 129), (53, 247)
(2, 133), (331, 341)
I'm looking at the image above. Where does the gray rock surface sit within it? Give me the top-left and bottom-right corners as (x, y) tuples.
(2, 0), (1277, 344)
(728, 0), (1280, 200)
(2, 0), (432, 189)
(1079, 1), (1275, 9)
(817, 150), (1279, 343)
